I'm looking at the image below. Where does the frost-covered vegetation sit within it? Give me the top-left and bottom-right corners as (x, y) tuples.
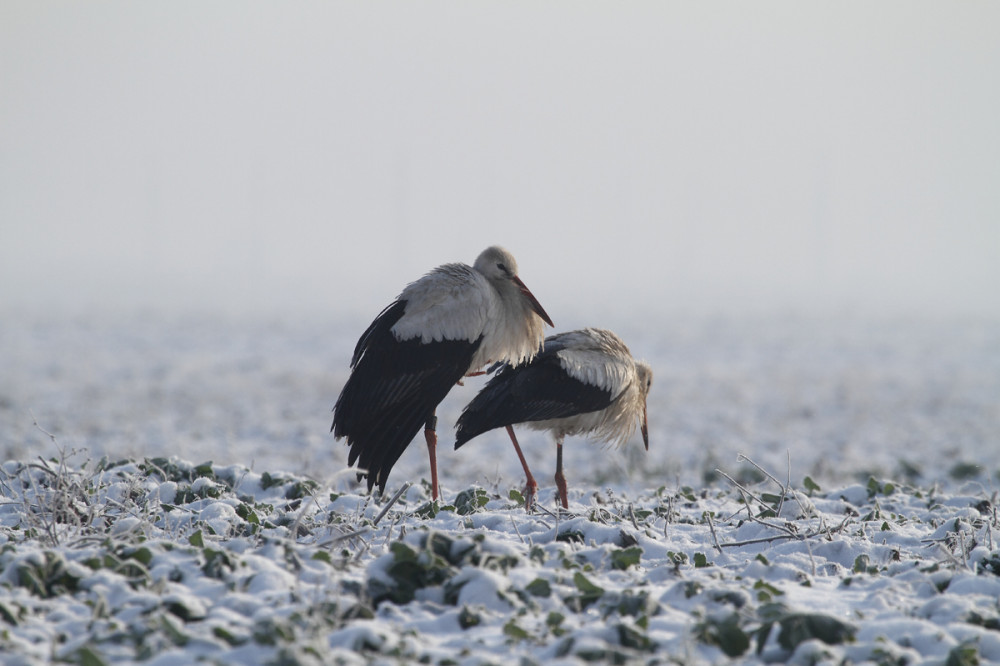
(1, 314), (998, 664)
(1, 449), (999, 664)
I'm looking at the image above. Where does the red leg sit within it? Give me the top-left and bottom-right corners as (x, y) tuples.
(554, 435), (568, 509)
(505, 425), (538, 511)
(425, 413), (439, 500)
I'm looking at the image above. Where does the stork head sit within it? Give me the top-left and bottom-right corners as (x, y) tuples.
(475, 246), (554, 327)
(634, 361), (653, 450)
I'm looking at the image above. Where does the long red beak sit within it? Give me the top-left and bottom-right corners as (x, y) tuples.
(512, 276), (554, 327)
(641, 400), (649, 451)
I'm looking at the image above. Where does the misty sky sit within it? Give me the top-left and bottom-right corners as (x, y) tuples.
(2, 2), (998, 321)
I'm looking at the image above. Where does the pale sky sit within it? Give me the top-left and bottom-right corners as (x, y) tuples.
(2, 2), (998, 321)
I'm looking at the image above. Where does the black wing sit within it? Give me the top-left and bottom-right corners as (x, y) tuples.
(454, 350), (614, 449)
(333, 299), (480, 493)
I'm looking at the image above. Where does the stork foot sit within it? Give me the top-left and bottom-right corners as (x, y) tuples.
(521, 478), (538, 513)
(554, 471), (569, 509)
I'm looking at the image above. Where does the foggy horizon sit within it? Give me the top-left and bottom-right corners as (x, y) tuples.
(3, 3), (998, 322)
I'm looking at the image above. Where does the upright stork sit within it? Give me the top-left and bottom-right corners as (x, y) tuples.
(332, 245), (553, 500)
(454, 328), (652, 510)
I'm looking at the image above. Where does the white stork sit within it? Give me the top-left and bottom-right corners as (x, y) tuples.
(454, 328), (652, 510)
(332, 245), (553, 500)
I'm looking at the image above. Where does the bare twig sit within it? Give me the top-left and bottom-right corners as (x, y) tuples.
(805, 535), (817, 577)
(715, 468), (768, 516)
(781, 450), (791, 516)
(706, 513), (723, 555)
(717, 527), (831, 549)
(30, 410), (58, 445)
(321, 527), (371, 548)
(27, 462), (59, 478)
(536, 503), (558, 519)
(737, 453), (786, 491)
(509, 515), (526, 545)
(374, 482), (411, 527)
(290, 490), (320, 543)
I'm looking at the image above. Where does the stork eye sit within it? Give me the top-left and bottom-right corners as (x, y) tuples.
(496, 262), (509, 275)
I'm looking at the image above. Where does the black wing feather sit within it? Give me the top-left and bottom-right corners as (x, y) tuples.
(333, 299), (480, 493)
(454, 351), (614, 449)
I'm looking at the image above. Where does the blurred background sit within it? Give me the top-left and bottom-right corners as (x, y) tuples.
(2, 2), (998, 323)
(2, 3), (999, 491)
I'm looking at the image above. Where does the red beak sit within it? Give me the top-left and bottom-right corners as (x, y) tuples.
(512, 276), (553, 327)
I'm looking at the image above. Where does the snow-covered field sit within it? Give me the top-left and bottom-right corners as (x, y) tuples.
(2, 312), (999, 664)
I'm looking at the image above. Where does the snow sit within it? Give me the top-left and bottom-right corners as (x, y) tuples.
(0, 312), (998, 663)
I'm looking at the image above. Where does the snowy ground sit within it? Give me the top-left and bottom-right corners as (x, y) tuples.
(1, 312), (999, 663)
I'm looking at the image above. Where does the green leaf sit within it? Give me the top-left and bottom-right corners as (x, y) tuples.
(236, 503), (260, 524)
(458, 606), (481, 629)
(546, 611), (567, 635)
(159, 613), (190, 647)
(508, 488), (525, 505)
(570, 572), (605, 608)
(556, 529), (585, 544)
(573, 571), (604, 595)
(455, 488), (489, 515)
(188, 530), (204, 548)
(0, 601), (20, 625)
(260, 471), (285, 490)
(503, 618), (530, 641)
(194, 461), (214, 478)
(414, 500), (439, 519)
(753, 579), (784, 602)
(212, 626), (246, 646)
(695, 612), (749, 657)
(389, 541), (417, 562)
(683, 580), (703, 598)
(803, 476), (822, 493)
(286, 479), (318, 500)
(617, 623), (655, 652)
(616, 591), (658, 617)
(949, 462), (981, 481)
(867, 477), (881, 498)
(525, 578), (552, 598)
(128, 546), (154, 566)
(74, 646), (109, 666)
(776, 613), (856, 651)
(610, 546), (643, 571)
(693, 552), (711, 568)
(853, 554), (877, 575)
(201, 548), (234, 579)
(945, 641), (982, 666)
(165, 598), (205, 622)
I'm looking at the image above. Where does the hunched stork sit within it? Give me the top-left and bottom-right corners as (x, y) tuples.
(332, 245), (553, 500)
(454, 328), (652, 510)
